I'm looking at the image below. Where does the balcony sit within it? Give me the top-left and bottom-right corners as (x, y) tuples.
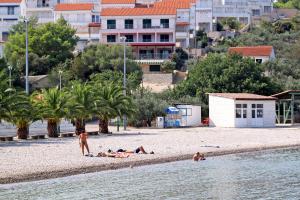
(135, 53), (171, 60)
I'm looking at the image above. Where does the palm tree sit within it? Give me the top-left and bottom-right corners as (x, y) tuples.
(32, 87), (68, 137)
(93, 83), (135, 133)
(67, 81), (95, 134)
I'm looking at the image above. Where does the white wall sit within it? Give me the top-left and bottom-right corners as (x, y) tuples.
(209, 96), (276, 128)
(234, 100), (275, 128)
(209, 96), (235, 127)
(177, 105), (202, 127)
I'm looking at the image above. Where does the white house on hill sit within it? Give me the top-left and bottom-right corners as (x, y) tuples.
(228, 46), (275, 63)
(209, 93), (277, 128)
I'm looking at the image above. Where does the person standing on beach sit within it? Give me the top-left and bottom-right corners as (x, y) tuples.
(79, 130), (90, 156)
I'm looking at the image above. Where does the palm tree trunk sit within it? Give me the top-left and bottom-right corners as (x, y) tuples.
(47, 121), (59, 137)
(99, 119), (109, 134)
(75, 119), (85, 135)
(17, 127), (28, 139)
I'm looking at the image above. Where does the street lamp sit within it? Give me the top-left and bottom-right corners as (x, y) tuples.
(24, 18), (29, 94)
(58, 70), (63, 90)
(120, 36), (127, 130)
(8, 65), (12, 88)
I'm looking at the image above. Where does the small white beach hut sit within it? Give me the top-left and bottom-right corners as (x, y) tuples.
(208, 93), (277, 128)
(176, 104), (202, 127)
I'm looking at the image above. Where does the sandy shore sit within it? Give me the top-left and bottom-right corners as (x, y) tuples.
(1, 126), (300, 184)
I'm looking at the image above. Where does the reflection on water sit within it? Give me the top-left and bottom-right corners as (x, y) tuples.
(1, 148), (300, 200)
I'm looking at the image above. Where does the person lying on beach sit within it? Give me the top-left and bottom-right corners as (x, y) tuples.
(193, 152), (206, 161)
(110, 146), (154, 154)
(79, 130), (90, 156)
(96, 152), (130, 158)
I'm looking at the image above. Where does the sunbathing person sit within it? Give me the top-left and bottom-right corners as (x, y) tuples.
(96, 152), (130, 158)
(114, 146), (153, 154)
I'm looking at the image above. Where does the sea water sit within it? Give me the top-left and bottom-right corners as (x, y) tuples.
(0, 148), (300, 200)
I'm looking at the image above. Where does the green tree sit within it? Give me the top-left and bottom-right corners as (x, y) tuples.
(32, 87), (69, 137)
(171, 48), (188, 70)
(174, 53), (280, 101)
(70, 44), (141, 81)
(220, 17), (241, 30)
(93, 83), (135, 133)
(5, 92), (38, 139)
(130, 88), (168, 127)
(67, 81), (95, 134)
(90, 70), (142, 93)
(161, 61), (176, 73)
(4, 18), (78, 77)
(196, 29), (209, 48)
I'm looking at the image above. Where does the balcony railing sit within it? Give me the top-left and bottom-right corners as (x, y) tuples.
(136, 53), (171, 60)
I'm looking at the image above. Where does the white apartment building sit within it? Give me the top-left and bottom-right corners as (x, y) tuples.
(54, 3), (100, 50)
(228, 46), (275, 63)
(100, 0), (197, 72)
(0, 0), (25, 56)
(196, 0), (273, 32)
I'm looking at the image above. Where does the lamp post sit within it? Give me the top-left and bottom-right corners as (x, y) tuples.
(8, 65), (12, 88)
(24, 18), (29, 94)
(120, 36), (127, 130)
(58, 70), (63, 90)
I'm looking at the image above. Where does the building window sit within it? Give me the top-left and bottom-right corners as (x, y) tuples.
(236, 104), (247, 118)
(107, 35), (116, 43)
(160, 34), (169, 42)
(252, 104), (264, 118)
(256, 59), (262, 64)
(125, 19), (133, 29)
(142, 35), (152, 42)
(125, 35), (133, 42)
(2, 32), (9, 41)
(160, 19), (169, 28)
(92, 15), (100, 23)
(252, 9), (260, 16)
(107, 19), (116, 29)
(264, 6), (271, 13)
(149, 65), (161, 72)
(257, 104), (263, 118)
(7, 7), (14, 15)
(143, 19), (151, 29)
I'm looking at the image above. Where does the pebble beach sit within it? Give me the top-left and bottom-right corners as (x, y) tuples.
(1, 125), (300, 184)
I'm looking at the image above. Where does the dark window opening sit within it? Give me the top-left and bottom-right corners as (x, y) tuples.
(149, 65), (161, 72)
(143, 19), (152, 29)
(125, 19), (133, 29)
(107, 19), (116, 29)
(107, 35), (116, 42)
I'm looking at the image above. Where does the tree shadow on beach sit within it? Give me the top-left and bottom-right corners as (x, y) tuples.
(98, 132), (157, 138)
(0, 137), (74, 148)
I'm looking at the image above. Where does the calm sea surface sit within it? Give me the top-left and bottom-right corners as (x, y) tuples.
(1, 148), (300, 200)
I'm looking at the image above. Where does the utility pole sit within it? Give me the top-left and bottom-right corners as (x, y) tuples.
(58, 70), (63, 90)
(24, 18), (29, 94)
(8, 65), (12, 88)
(120, 36), (127, 130)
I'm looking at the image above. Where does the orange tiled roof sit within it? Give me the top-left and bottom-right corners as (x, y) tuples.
(208, 93), (277, 101)
(153, 0), (195, 9)
(0, 0), (21, 3)
(55, 3), (94, 11)
(102, 0), (136, 4)
(228, 46), (273, 57)
(101, 7), (176, 16)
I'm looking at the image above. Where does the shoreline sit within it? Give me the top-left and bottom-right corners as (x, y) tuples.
(1, 144), (300, 185)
